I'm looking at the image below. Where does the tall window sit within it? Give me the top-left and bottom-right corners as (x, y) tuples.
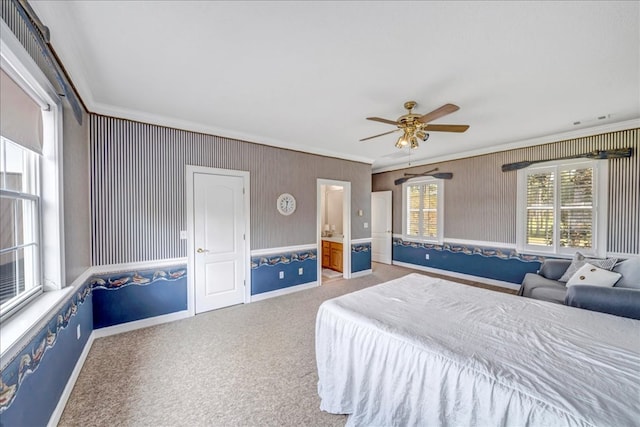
(403, 178), (443, 243)
(0, 137), (41, 310)
(0, 27), (62, 322)
(517, 159), (607, 256)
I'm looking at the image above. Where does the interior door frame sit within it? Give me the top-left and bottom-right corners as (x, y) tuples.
(185, 165), (251, 316)
(317, 178), (352, 284)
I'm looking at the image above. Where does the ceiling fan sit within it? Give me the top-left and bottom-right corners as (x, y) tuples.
(360, 101), (469, 149)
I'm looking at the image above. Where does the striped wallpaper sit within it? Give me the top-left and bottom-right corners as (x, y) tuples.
(89, 115), (372, 265)
(373, 128), (639, 255)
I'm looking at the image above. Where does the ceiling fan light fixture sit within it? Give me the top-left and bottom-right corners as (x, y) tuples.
(416, 130), (429, 141)
(395, 134), (409, 148)
(410, 136), (419, 149)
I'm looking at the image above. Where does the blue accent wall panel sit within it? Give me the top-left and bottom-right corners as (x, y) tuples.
(91, 267), (187, 329)
(393, 239), (542, 284)
(1, 262), (191, 425)
(0, 286), (93, 426)
(251, 249), (317, 295)
(352, 243), (371, 273)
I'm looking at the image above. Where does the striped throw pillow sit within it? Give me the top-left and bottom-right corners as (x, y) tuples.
(559, 251), (618, 282)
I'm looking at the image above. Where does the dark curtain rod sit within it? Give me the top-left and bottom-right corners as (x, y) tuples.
(11, 0), (84, 125)
(501, 148), (633, 172)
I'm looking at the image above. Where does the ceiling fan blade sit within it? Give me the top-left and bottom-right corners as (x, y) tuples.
(359, 129), (400, 142)
(366, 117), (399, 126)
(424, 124), (469, 133)
(417, 103), (460, 124)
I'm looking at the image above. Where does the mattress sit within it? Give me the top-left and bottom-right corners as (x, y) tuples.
(315, 273), (640, 426)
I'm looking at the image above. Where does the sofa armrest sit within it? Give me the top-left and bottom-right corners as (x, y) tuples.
(539, 259), (572, 280)
(564, 285), (640, 320)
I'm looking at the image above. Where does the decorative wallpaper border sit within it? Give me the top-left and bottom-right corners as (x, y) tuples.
(0, 283), (91, 413)
(393, 238), (545, 263)
(251, 249), (318, 269)
(0, 263), (189, 414)
(90, 266), (187, 290)
(352, 242), (371, 253)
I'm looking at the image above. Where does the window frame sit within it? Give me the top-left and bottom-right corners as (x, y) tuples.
(516, 158), (608, 258)
(0, 137), (42, 313)
(401, 176), (444, 244)
(0, 19), (64, 322)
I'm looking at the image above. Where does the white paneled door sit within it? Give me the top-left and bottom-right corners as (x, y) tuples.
(371, 191), (392, 264)
(193, 172), (246, 313)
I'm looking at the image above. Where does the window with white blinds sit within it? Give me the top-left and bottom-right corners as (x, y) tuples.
(403, 178), (443, 243)
(517, 159), (607, 257)
(559, 167), (593, 249)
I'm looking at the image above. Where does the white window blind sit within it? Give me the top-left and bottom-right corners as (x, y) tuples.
(518, 159), (604, 256)
(526, 171), (554, 247)
(559, 167), (593, 249)
(0, 69), (44, 155)
(403, 178), (443, 243)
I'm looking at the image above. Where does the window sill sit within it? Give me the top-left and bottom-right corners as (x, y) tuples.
(0, 286), (74, 365)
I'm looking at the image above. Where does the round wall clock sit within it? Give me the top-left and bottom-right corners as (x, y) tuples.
(277, 193), (296, 216)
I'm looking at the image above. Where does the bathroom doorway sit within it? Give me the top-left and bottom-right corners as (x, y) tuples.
(317, 179), (351, 284)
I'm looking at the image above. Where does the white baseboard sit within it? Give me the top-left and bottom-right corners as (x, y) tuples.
(250, 281), (319, 302)
(47, 331), (95, 427)
(392, 261), (521, 291)
(351, 269), (372, 278)
(92, 310), (191, 339)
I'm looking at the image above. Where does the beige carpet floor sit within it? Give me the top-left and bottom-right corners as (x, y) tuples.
(58, 263), (515, 426)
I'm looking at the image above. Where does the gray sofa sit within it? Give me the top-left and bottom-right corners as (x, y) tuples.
(519, 257), (640, 320)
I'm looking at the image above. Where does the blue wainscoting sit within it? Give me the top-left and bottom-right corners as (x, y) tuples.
(0, 285), (93, 427)
(393, 238), (543, 284)
(91, 266), (188, 329)
(251, 249), (317, 295)
(352, 242), (371, 273)
(0, 262), (188, 425)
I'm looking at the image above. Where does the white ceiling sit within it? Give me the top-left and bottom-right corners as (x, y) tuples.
(30, 1), (640, 171)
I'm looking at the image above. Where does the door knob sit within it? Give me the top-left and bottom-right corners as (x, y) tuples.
(196, 248), (208, 253)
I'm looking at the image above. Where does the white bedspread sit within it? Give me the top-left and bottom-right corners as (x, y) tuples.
(316, 273), (640, 426)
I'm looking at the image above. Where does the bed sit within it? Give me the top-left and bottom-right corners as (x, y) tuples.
(315, 273), (640, 426)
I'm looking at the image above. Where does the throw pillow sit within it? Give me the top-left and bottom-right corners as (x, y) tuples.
(559, 251), (618, 282)
(566, 263), (622, 288)
(612, 257), (640, 289)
